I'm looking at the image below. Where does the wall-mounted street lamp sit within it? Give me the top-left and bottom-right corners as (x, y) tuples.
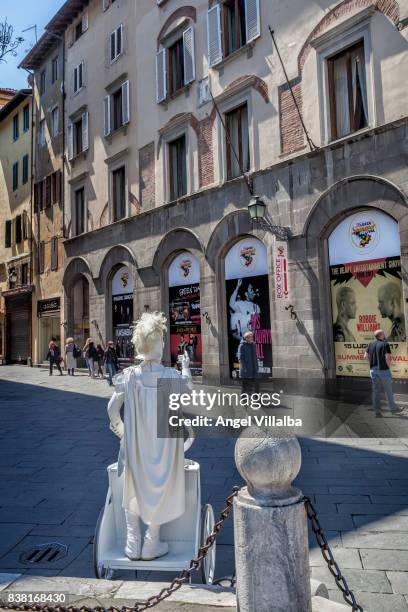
(247, 196), (290, 240)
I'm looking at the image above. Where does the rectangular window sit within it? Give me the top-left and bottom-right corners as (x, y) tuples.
(327, 41), (368, 140)
(38, 241), (45, 275)
(75, 21), (83, 41)
(5, 220), (12, 248)
(51, 107), (59, 137)
(168, 38), (185, 96)
(52, 57), (59, 83)
(112, 166), (126, 221)
(225, 103), (250, 179)
(168, 135), (187, 200)
(112, 88), (123, 131)
(51, 237), (58, 271)
(15, 215), (22, 244)
(51, 170), (61, 204)
(223, 0), (246, 56)
(110, 25), (123, 62)
(105, 80), (130, 135)
(40, 70), (46, 95)
(74, 118), (83, 155)
(12, 162), (19, 191)
(13, 114), (19, 141)
(39, 119), (46, 146)
(22, 154), (29, 184)
(68, 112), (88, 158)
(45, 175), (52, 208)
(74, 62), (84, 93)
(74, 187), (85, 235)
(21, 263), (28, 285)
(23, 105), (30, 131)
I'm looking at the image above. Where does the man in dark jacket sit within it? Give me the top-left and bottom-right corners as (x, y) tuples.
(104, 341), (119, 386)
(238, 331), (259, 394)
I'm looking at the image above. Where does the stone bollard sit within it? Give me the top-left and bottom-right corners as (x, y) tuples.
(234, 433), (311, 612)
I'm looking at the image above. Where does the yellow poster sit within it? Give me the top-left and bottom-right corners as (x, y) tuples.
(330, 256), (408, 378)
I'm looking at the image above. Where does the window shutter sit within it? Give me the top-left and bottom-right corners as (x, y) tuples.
(156, 48), (167, 103)
(110, 31), (116, 61)
(117, 24), (123, 55)
(104, 95), (111, 136)
(11, 218), (16, 247)
(82, 111), (89, 151)
(41, 178), (46, 210)
(15, 215), (22, 244)
(74, 66), (78, 92)
(5, 220), (11, 248)
(55, 170), (61, 203)
(46, 175), (52, 208)
(22, 210), (29, 240)
(121, 80), (130, 125)
(207, 4), (223, 67)
(51, 237), (58, 271)
(79, 61), (84, 88)
(245, 0), (260, 43)
(183, 27), (195, 85)
(68, 121), (74, 160)
(82, 10), (89, 33)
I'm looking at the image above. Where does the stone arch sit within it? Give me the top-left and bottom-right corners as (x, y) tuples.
(96, 244), (138, 285)
(152, 227), (204, 275)
(303, 175), (408, 240)
(62, 256), (93, 290)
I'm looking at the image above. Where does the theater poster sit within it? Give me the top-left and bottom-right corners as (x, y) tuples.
(329, 211), (408, 378)
(168, 253), (202, 376)
(225, 238), (272, 379)
(112, 266), (134, 359)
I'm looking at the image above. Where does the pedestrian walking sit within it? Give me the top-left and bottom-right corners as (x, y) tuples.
(65, 337), (79, 375)
(96, 343), (105, 379)
(82, 338), (93, 376)
(364, 329), (404, 417)
(86, 340), (98, 378)
(104, 340), (119, 386)
(237, 331), (259, 395)
(47, 340), (63, 376)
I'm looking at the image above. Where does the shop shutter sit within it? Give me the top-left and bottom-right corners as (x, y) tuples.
(156, 48), (167, 103)
(68, 121), (74, 159)
(7, 297), (30, 363)
(104, 95), (111, 136)
(183, 27), (195, 85)
(122, 80), (130, 125)
(82, 111), (89, 151)
(207, 4), (223, 67)
(245, 0), (260, 43)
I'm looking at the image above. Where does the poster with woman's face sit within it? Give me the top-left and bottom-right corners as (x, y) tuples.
(225, 238), (272, 379)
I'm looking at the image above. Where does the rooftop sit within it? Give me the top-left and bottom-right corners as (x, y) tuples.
(0, 89), (32, 123)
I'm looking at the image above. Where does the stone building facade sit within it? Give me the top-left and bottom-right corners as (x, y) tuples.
(20, 34), (65, 364)
(38, 0), (408, 382)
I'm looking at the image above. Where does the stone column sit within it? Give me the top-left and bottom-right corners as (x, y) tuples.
(234, 434), (311, 612)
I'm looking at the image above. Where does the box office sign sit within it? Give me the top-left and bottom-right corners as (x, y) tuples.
(37, 297), (60, 315)
(328, 211), (408, 378)
(225, 238), (272, 379)
(274, 242), (289, 300)
(168, 253), (202, 376)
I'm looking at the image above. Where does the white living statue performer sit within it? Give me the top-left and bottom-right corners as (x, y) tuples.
(107, 311), (192, 561)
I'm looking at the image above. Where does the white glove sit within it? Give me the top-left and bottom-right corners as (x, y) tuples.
(181, 350), (190, 369)
(110, 421), (124, 439)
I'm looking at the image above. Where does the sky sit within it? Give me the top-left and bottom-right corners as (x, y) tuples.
(0, 0), (66, 90)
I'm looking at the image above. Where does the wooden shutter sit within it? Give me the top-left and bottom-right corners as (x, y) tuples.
(82, 10), (89, 32)
(82, 112), (89, 152)
(41, 179), (47, 210)
(245, 0), (260, 42)
(55, 170), (62, 204)
(104, 95), (111, 136)
(68, 121), (74, 159)
(38, 241), (45, 275)
(183, 27), (195, 85)
(110, 31), (116, 61)
(117, 24), (123, 55)
(22, 210), (29, 239)
(15, 215), (22, 244)
(207, 4), (223, 67)
(46, 175), (52, 208)
(122, 80), (130, 125)
(156, 48), (167, 103)
(5, 220), (12, 248)
(11, 218), (16, 246)
(51, 237), (58, 271)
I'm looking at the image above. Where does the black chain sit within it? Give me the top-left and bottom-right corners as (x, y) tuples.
(0, 487), (240, 612)
(304, 496), (364, 611)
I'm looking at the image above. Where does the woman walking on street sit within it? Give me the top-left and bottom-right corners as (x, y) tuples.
(96, 343), (105, 379)
(82, 338), (92, 376)
(65, 337), (78, 375)
(47, 340), (63, 376)
(104, 340), (119, 386)
(86, 340), (98, 378)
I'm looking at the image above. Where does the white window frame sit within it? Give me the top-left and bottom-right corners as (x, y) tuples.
(73, 61), (84, 94)
(110, 24), (123, 64)
(162, 125), (195, 204)
(215, 91), (254, 185)
(39, 119), (46, 147)
(104, 80), (130, 136)
(108, 157), (129, 223)
(156, 24), (196, 103)
(51, 106), (59, 137)
(313, 8), (375, 145)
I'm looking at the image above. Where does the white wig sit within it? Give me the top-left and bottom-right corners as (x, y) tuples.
(132, 311), (167, 357)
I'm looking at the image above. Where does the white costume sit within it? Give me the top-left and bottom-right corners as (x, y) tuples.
(113, 364), (188, 525)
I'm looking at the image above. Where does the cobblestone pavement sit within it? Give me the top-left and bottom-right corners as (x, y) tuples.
(0, 365), (408, 611)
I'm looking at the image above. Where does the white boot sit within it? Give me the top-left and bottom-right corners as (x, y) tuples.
(141, 524), (169, 560)
(124, 510), (142, 560)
